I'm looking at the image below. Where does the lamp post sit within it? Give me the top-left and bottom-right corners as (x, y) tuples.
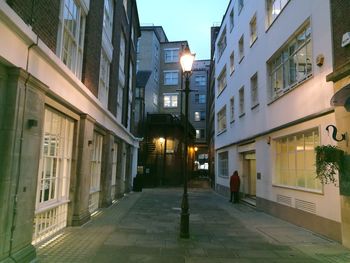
(158, 137), (165, 186)
(179, 45), (195, 238)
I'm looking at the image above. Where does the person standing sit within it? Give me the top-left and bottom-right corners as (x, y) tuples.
(229, 171), (240, 203)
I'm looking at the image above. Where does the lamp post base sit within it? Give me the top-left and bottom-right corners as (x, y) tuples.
(180, 193), (190, 238)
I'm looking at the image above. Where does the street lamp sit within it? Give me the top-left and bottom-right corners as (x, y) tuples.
(158, 137), (165, 186)
(179, 45), (195, 238)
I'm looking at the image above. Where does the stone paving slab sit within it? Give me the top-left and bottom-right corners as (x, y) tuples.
(36, 188), (350, 262)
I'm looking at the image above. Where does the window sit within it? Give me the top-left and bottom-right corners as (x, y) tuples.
(89, 132), (103, 213)
(238, 0), (244, 14)
(164, 48), (179, 63)
(230, 51), (235, 74)
(195, 94), (206, 104)
(267, 0), (289, 26)
(229, 9), (234, 31)
(103, 0), (114, 41)
(218, 152), (228, 177)
(230, 97), (235, 122)
(217, 106), (227, 133)
(195, 75), (206, 86)
(153, 92), (158, 105)
(111, 142), (118, 200)
(164, 70), (179, 85)
(217, 66), (227, 94)
(117, 33), (126, 118)
(217, 27), (227, 59)
(194, 112), (200, 122)
(196, 129), (205, 139)
(269, 22), (312, 100)
(194, 111), (205, 121)
(98, 49), (110, 108)
(250, 15), (257, 46)
(239, 86), (245, 116)
(239, 35), (244, 62)
(274, 128), (321, 191)
(33, 108), (74, 244)
(164, 93), (178, 108)
(57, 0), (86, 79)
(250, 73), (259, 108)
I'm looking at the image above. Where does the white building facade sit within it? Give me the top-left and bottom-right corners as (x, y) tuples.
(214, 0), (340, 241)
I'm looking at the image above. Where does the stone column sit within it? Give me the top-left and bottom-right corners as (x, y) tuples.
(100, 131), (114, 207)
(0, 67), (46, 263)
(115, 141), (126, 198)
(71, 114), (95, 226)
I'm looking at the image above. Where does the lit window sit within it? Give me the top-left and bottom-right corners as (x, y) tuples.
(57, 0), (86, 79)
(250, 73), (259, 108)
(239, 86), (245, 116)
(250, 15), (257, 46)
(269, 21), (312, 100)
(230, 97), (234, 122)
(266, 0), (289, 26)
(199, 94), (206, 104)
(218, 152), (228, 177)
(230, 51), (235, 74)
(274, 128), (321, 191)
(164, 48), (179, 63)
(239, 35), (244, 62)
(217, 66), (227, 94)
(194, 112), (200, 121)
(217, 106), (226, 133)
(195, 75), (206, 86)
(196, 129), (205, 139)
(164, 70), (179, 85)
(164, 93), (178, 108)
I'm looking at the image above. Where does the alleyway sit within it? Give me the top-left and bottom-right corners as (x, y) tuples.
(37, 189), (350, 263)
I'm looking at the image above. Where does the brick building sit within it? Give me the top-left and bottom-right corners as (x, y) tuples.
(0, 0), (140, 262)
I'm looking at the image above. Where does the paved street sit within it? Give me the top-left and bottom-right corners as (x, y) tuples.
(37, 189), (350, 262)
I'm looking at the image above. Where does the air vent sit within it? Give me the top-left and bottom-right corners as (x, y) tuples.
(276, 194), (292, 206)
(295, 199), (316, 214)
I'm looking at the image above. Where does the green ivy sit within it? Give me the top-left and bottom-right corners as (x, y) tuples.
(315, 145), (345, 184)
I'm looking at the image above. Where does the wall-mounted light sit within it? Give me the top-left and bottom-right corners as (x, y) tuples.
(316, 54), (324, 67)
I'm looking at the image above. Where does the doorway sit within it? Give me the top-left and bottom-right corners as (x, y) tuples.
(242, 152), (256, 198)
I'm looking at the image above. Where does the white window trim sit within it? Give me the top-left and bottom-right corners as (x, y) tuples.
(164, 70), (179, 85)
(164, 48), (180, 63)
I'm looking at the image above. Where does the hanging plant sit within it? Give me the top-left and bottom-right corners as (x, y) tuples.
(315, 145), (345, 184)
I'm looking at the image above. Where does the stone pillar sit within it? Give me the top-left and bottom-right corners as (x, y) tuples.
(71, 114), (95, 226)
(0, 67), (46, 263)
(100, 131), (114, 207)
(124, 145), (132, 193)
(115, 141), (126, 198)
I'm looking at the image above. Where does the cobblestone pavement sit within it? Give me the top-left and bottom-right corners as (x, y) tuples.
(37, 189), (350, 262)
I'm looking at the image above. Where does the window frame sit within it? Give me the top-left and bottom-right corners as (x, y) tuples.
(163, 93), (178, 108)
(230, 97), (235, 122)
(218, 151), (229, 178)
(239, 86), (245, 117)
(164, 70), (179, 85)
(250, 73), (259, 109)
(250, 14), (258, 46)
(217, 66), (227, 95)
(217, 105), (227, 134)
(164, 48), (180, 63)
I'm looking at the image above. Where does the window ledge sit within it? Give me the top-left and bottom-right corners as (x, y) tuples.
(239, 56), (245, 64)
(217, 129), (227, 136)
(268, 74), (313, 105)
(230, 69), (235, 76)
(251, 103), (259, 110)
(250, 37), (258, 48)
(230, 119), (235, 124)
(272, 183), (323, 195)
(239, 112), (245, 118)
(216, 86), (227, 98)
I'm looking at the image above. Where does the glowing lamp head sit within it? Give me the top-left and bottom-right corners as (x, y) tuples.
(159, 137), (165, 144)
(180, 46), (195, 73)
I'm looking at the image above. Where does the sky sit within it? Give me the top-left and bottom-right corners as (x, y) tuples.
(136, 0), (230, 60)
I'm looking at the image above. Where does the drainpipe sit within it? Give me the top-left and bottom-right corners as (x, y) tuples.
(8, 35), (38, 260)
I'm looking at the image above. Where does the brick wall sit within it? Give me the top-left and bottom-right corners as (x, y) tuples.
(7, 0), (60, 53)
(81, 0), (104, 98)
(330, 0), (350, 70)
